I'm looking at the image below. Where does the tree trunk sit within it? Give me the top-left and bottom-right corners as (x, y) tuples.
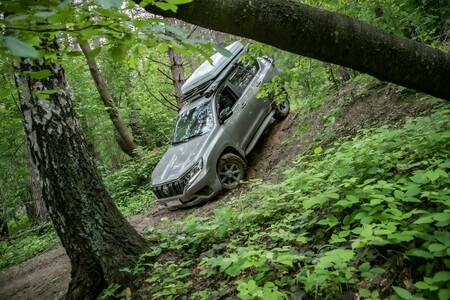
(13, 61), (48, 224)
(0, 206), (10, 244)
(14, 49), (148, 299)
(166, 18), (187, 109)
(136, 0), (450, 100)
(167, 47), (186, 109)
(25, 139), (48, 223)
(79, 42), (141, 158)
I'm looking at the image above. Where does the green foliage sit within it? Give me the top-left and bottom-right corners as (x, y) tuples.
(0, 224), (58, 270)
(0, 62), (30, 226)
(103, 149), (165, 216)
(104, 101), (450, 299)
(245, 42), (332, 113)
(304, 0), (450, 43)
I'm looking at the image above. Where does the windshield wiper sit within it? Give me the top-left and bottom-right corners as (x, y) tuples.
(172, 132), (206, 145)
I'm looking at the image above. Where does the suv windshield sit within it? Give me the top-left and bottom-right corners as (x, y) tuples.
(172, 100), (214, 144)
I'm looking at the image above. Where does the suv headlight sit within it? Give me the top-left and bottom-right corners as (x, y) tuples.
(181, 158), (203, 186)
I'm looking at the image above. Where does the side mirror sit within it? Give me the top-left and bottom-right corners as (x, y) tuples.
(219, 107), (233, 124)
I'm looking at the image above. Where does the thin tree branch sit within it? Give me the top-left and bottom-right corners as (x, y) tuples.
(157, 68), (174, 82)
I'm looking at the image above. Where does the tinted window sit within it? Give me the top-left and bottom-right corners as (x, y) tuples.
(227, 61), (259, 96)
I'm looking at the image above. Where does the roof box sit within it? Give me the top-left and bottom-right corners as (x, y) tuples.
(181, 41), (245, 98)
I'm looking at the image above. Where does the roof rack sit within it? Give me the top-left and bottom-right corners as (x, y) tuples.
(182, 41), (249, 102)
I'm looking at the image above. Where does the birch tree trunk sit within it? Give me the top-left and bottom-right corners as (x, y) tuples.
(14, 46), (148, 299)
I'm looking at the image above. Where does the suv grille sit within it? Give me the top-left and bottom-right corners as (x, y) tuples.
(153, 180), (184, 199)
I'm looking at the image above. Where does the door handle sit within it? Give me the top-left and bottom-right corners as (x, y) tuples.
(241, 102), (247, 108)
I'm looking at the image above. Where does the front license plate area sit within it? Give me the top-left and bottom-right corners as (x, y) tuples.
(166, 199), (182, 207)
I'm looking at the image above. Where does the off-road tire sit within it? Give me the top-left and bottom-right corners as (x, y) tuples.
(272, 89), (290, 120)
(217, 153), (247, 189)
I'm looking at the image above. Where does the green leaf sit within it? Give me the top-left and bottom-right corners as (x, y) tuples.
(405, 184), (421, 197)
(409, 172), (429, 184)
(166, 0), (193, 4)
(110, 45), (127, 61)
(394, 190), (405, 199)
(358, 262), (371, 272)
(406, 248), (433, 259)
(35, 90), (57, 99)
(428, 243), (446, 253)
(431, 271), (450, 283)
(392, 286), (412, 299)
(95, 0), (123, 9)
(359, 288), (371, 298)
(4, 36), (38, 58)
(415, 281), (434, 290)
(433, 213), (450, 222)
(214, 44), (233, 57)
(314, 146), (323, 154)
(414, 215), (434, 224)
(88, 47), (102, 58)
(28, 70), (52, 80)
(425, 170), (440, 182)
(66, 51), (83, 57)
(155, 2), (178, 12)
(439, 289), (450, 300)
(47, 8), (73, 23)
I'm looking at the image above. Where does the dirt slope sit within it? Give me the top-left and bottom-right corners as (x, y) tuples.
(0, 82), (433, 299)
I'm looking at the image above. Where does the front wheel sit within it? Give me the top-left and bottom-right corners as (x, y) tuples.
(271, 89), (290, 120)
(217, 153), (247, 189)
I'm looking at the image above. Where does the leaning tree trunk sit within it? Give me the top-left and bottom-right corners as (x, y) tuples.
(14, 50), (148, 299)
(167, 47), (186, 109)
(135, 0), (450, 100)
(166, 18), (187, 109)
(79, 42), (141, 158)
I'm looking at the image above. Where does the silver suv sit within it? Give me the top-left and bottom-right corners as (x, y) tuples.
(151, 41), (290, 209)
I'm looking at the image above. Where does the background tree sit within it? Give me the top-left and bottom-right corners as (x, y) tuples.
(79, 41), (142, 158)
(136, 0), (450, 100)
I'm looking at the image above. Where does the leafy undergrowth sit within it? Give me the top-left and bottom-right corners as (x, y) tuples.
(0, 149), (164, 271)
(0, 223), (58, 270)
(104, 102), (450, 300)
(104, 148), (164, 216)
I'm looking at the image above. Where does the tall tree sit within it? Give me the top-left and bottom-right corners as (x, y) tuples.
(13, 62), (48, 224)
(79, 42), (141, 158)
(136, 0), (450, 100)
(14, 41), (148, 299)
(167, 46), (186, 109)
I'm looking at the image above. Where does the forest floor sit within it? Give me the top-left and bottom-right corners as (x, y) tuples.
(0, 82), (434, 299)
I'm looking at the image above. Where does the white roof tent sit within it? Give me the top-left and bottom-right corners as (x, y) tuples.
(182, 41), (249, 102)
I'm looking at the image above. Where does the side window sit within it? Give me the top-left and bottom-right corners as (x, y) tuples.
(218, 86), (238, 115)
(227, 61), (259, 96)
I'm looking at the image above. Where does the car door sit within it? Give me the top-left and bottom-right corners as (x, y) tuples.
(217, 84), (253, 150)
(228, 61), (270, 136)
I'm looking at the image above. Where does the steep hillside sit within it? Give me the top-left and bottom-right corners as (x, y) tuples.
(0, 81), (444, 300)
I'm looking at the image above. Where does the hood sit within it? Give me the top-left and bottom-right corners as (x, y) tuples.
(151, 133), (210, 185)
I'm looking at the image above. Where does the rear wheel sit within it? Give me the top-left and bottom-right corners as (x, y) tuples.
(217, 153), (247, 189)
(272, 89), (290, 120)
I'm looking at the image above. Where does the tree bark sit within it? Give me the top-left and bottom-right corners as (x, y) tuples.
(13, 61), (48, 224)
(167, 47), (186, 109)
(14, 49), (148, 299)
(79, 42), (141, 158)
(25, 139), (48, 223)
(135, 0), (450, 100)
